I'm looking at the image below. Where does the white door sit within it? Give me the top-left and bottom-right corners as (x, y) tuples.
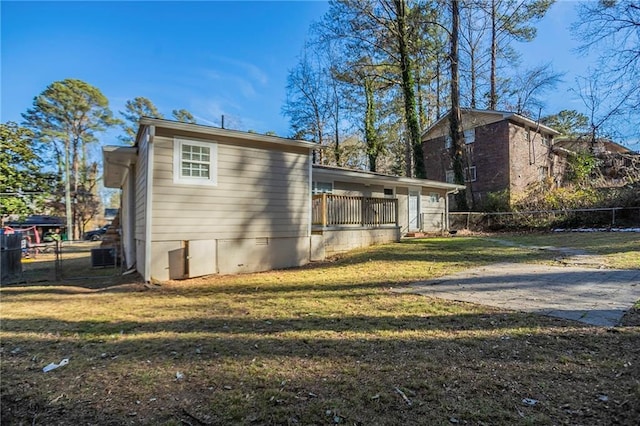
(408, 190), (420, 231)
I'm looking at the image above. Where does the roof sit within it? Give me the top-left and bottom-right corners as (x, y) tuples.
(554, 138), (634, 155)
(422, 108), (560, 140)
(313, 165), (466, 191)
(104, 119), (319, 189)
(137, 117), (319, 150)
(5, 215), (65, 227)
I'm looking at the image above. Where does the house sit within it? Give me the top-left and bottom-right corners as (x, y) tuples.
(422, 109), (560, 209)
(553, 138), (640, 186)
(103, 118), (464, 282)
(4, 215), (66, 242)
(311, 165), (464, 259)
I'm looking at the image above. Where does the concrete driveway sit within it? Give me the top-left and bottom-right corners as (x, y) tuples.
(395, 262), (640, 326)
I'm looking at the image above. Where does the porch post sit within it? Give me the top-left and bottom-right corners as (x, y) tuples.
(395, 198), (399, 227)
(321, 193), (327, 227)
(361, 197), (369, 226)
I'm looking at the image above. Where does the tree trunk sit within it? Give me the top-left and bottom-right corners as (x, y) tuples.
(436, 60), (441, 118)
(394, 0), (424, 178)
(489, 0), (498, 110)
(64, 136), (73, 241)
(450, 0), (469, 211)
(334, 85), (341, 167)
(364, 77), (378, 172)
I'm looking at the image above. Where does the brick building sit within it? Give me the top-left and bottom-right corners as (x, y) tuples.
(422, 109), (560, 210)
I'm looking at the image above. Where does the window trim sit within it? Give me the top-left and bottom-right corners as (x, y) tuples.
(446, 167), (476, 183)
(445, 170), (455, 184)
(445, 135), (453, 149)
(173, 138), (218, 186)
(464, 128), (475, 144)
(466, 165), (477, 182)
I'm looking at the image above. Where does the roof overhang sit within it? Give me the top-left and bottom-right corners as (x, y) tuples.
(103, 146), (137, 188)
(422, 109), (560, 140)
(137, 117), (319, 151)
(313, 165), (466, 192)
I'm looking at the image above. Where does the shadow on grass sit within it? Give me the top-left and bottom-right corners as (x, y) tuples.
(2, 312), (639, 425)
(0, 310), (580, 338)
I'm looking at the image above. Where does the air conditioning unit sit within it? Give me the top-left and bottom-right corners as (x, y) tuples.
(91, 248), (117, 267)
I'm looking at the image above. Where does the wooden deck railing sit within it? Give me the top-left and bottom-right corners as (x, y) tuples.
(312, 194), (398, 227)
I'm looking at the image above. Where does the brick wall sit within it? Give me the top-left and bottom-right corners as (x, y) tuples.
(507, 120), (553, 199)
(423, 135), (450, 182)
(423, 118), (556, 209)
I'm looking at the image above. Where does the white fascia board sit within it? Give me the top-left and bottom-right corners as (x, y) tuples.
(312, 166), (466, 192)
(138, 117), (318, 151)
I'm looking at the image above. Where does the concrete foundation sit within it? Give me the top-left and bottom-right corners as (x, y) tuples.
(311, 226), (400, 260)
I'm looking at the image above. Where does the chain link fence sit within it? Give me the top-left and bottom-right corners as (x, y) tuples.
(0, 240), (123, 286)
(450, 207), (640, 232)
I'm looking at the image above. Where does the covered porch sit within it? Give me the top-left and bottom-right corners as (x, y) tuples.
(312, 194), (399, 229)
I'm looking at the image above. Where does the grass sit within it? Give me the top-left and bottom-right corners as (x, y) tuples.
(1, 234), (639, 425)
(491, 232), (640, 269)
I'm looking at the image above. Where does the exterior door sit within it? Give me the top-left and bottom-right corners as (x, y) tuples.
(408, 190), (420, 231)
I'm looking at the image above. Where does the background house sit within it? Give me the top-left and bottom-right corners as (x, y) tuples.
(104, 118), (464, 282)
(553, 138), (640, 186)
(422, 109), (560, 209)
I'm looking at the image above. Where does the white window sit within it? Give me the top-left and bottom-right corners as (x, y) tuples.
(445, 135), (453, 149)
(464, 128), (475, 144)
(465, 166), (477, 182)
(173, 139), (217, 186)
(428, 192), (440, 203)
(446, 167), (476, 183)
(445, 170), (455, 183)
(312, 181), (333, 194)
(383, 188), (394, 197)
(542, 135), (550, 146)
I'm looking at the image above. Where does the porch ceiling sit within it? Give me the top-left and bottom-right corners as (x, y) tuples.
(103, 146), (137, 188)
(312, 165), (465, 192)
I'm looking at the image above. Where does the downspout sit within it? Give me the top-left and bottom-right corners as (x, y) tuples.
(308, 151), (313, 262)
(308, 151), (313, 238)
(127, 166), (136, 269)
(144, 125), (155, 282)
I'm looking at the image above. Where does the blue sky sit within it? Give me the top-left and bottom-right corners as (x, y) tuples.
(1, 0), (329, 137)
(2, 1), (626, 146)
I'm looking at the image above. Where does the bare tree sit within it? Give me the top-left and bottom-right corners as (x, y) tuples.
(459, 0), (490, 108)
(505, 63), (563, 116)
(282, 46), (334, 163)
(575, 73), (629, 145)
(486, 0), (554, 109)
(574, 0), (640, 141)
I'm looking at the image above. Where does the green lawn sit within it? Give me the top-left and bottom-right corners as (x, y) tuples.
(1, 234), (638, 425)
(493, 231), (640, 269)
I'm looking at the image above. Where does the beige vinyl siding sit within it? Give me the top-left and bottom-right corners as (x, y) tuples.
(421, 188), (446, 231)
(135, 128), (149, 241)
(151, 135), (310, 240)
(332, 182), (384, 197)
